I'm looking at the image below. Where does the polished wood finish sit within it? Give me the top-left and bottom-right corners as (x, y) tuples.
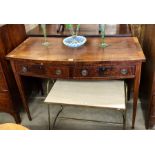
(6, 36), (145, 128)
(132, 63), (142, 127)
(13, 61), (135, 79)
(28, 24), (132, 37)
(0, 24), (27, 123)
(140, 24), (155, 128)
(0, 24), (27, 56)
(6, 37), (144, 62)
(11, 61), (32, 120)
(73, 65), (135, 79)
(0, 63), (8, 92)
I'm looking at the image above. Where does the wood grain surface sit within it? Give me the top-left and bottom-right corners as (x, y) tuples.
(6, 37), (145, 62)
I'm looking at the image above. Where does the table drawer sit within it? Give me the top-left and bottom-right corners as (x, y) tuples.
(46, 66), (70, 78)
(15, 62), (70, 78)
(15, 62), (46, 76)
(73, 65), (135, 79)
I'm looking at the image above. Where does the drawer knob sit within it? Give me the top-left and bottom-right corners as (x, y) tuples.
(22, 66), (28, 73)
(55, 69), (62, 75)
(81, 69), (88, 76)
(121, 69), (128, 75)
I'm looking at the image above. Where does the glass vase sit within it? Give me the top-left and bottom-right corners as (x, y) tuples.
(70, 24), (80, 44)
(41, 24), (50, 46)
(100, 24), (108, 48)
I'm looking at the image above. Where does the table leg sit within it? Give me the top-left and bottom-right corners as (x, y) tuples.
(132, 63), (142, 128)
(10, 61), (32, 121)
(12, 112), (21, 124)
(52, 105), (63, 129)
(126, 79), (132, 101)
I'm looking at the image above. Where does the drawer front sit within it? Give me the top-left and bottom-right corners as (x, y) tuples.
(15, 62), (46, 76)
(15, 62), (70, 78)
(73, 65), (135, 79)
(46, 66), (70, 78)
(15, 61), (135, 79)
(0, 64), (8, 92)
(0, 92), (12, 109)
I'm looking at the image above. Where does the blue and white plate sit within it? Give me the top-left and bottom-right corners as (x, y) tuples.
(63, 36), (87, 48)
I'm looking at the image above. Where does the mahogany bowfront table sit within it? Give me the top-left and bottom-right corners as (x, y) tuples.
(6, 37), (145, 128)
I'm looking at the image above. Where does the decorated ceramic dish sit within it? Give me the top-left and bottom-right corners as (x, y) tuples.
(63, 36), (87, 48)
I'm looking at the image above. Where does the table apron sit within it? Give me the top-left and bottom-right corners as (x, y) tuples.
(14, 61), (136, 80)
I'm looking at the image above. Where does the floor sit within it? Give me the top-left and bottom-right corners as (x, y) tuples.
(0, 93), (148, 130)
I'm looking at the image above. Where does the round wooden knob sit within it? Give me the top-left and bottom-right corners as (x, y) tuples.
(55, 69), (62, 75)
(22, 66), (28, 73)
(120, 68), (128, 75)
(81, 69), (88, 76)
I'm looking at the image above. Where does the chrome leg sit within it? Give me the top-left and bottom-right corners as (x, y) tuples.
(47, 79), (57, 130)
(52, 105), (63, 130)
(122, 110), (126, 130)
(118, 109), (126, 129)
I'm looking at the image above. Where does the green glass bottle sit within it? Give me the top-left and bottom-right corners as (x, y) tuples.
(100, 24), (108, 48)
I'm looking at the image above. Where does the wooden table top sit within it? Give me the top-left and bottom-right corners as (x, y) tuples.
(6, 37), (145, 63)
(27, 24), (132, 37)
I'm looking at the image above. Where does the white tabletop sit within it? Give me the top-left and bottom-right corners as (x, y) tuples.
(45, 80), (126, 109)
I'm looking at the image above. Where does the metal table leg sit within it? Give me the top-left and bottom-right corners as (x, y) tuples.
(122, 110), (126, 129)
(48, 105), (63, 130)
(48, 104), (51, 130)
(52, 105), (63, 130)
